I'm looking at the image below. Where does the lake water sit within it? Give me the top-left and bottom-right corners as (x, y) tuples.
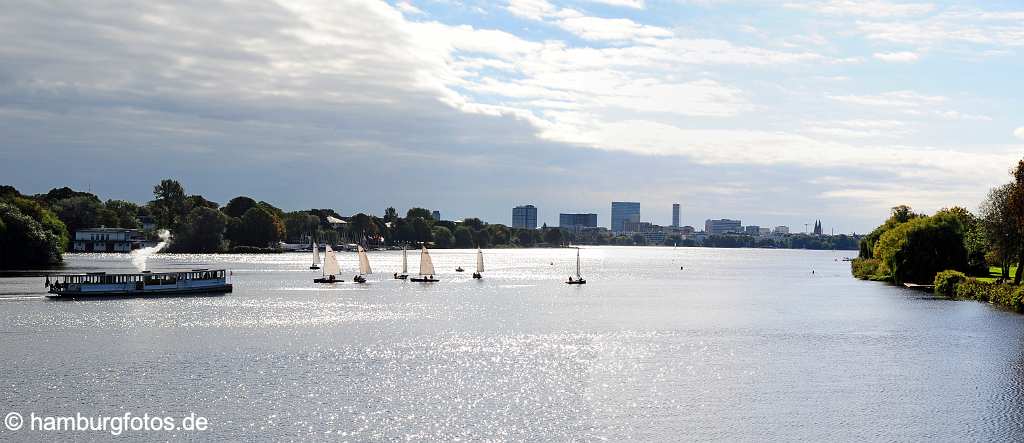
(2, 247), (1024, 441)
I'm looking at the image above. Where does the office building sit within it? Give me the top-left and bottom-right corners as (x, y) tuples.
(774, 226), (790, 235)
(559, 213), (598, 230)
(705, 219), (742, 235)
(759, 227), (771, 236)
(744, 225), (760, 235)
(432, 210), (441, 221)
(672, 203), (680, 228)
(623, 221), (655, 233)
(611, 202), (641, 233)
(512, 205), (538, 229)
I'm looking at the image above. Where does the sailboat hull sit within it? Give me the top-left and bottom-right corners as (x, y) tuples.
(410, 277), (439, 282)
(314, 277), (344, 283)
(309, 265), (320, 270)
(472, 273), (482, 279)
(394, 274), (408, 280)
(566, 280), (586, 285)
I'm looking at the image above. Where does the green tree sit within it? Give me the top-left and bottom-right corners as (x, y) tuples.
(100, 199), (141, 229)
(0, 202), (63, 267)
(8, 197), (69, 250)
(412, 217), (433, 243)
(462, 218), (485, 231)
(151, 179), (187, 228)
(223, 196), (258, 219)
(544, 228), (563, 245)
(52, 196), (102, 236)
(516, 229), (534, 246)
(406, 207), (433, 220)
(453, 226), (474, 248)
(384, 207), (398, 223)
(473, 229), (491, 248)
(1009, 160), (1024, 284)
(873, 213), (968, 284)
(858, 205), (923, 259)
(170, 207), (227, 253)
(284, 212), (321, 243)
(980, 183), (1018, 280)
(233, 206), (284, 247)
(432, 226), (454, 248)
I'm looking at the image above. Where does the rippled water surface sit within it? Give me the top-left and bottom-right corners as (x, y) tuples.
(3, 247), (1024, 441)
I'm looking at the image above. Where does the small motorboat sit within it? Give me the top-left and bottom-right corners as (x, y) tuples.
(455, 267), (464, 272)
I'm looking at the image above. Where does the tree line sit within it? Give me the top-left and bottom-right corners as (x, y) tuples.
(852, 158), (1024, 288)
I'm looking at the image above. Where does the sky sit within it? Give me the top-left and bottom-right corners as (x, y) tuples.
(1, 0), (1022, 233)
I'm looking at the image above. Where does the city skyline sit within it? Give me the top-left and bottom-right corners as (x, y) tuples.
(3, 1), (1021, 235)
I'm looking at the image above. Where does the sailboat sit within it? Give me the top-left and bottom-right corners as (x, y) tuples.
(309, 241), (321, 270)
(410, 245), (439, 282)
(566, 247), (586, 284)
(314, 244), (343, 283)
(472, 248), (483, 279)
(394, 246), (409, 279)
(353, 245), (371, 283)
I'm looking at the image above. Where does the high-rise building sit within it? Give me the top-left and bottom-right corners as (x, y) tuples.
(431, 210), (441, 221)
(512, 205), (538, 229)
(774, 226), (790, 235)
(559, 213), (598, 230)
(611, 202), (640, 233)
(672, 203), (680, 228)
(704, 219), (742, 235)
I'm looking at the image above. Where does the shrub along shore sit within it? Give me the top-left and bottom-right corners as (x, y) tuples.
(851, 158), (1024, 313)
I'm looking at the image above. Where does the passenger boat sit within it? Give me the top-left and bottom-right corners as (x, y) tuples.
(46, 269), (232, 298)
(410, 245), (439, 282)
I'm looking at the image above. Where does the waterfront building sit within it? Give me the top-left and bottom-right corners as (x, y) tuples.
(759, 227), (771, 236)
(432, 210), (441, 221)
(611, 202), (641, 233)
(512, 205), (538, 229)
(640, 231), (667, 244)
(705, 219), (742, 235)
(774, 226), (790, 235)
(73, 228), (146, 252)
(623, 221), (655, 233)
(744, 225), (760, 236)
(559, 213), (598, 230)
(672, 203), (680, 228)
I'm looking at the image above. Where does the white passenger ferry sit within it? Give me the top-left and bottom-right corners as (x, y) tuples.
(47, 269), (232, 298)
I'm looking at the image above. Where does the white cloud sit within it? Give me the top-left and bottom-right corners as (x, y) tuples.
(873, 51), (920, 62)
(1015, 127), (1024, 140)
(396, 1), (424, 15)
(583, 0), (646, 8)
(784, 0), (935, 17)
(828, 90), (946, 107)
(506, 0), (556, 21)
(856, 8), (1024, 48)
(556, 15), (673, 42)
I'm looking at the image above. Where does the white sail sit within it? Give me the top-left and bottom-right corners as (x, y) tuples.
(323, 244), (341, 276)
(312, 241), (320, 265)
(476, 248), (484, 273)
(576, 247), (582, 277)
(419, 245), (435, 276)
(357, 245), (372, 275)
(402, 246), (408, 274)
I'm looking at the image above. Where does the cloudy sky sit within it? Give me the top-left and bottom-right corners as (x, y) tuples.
(2, 0), (1022, 233)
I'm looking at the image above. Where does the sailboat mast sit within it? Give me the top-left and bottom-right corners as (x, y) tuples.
(576, 248), (581, 277)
